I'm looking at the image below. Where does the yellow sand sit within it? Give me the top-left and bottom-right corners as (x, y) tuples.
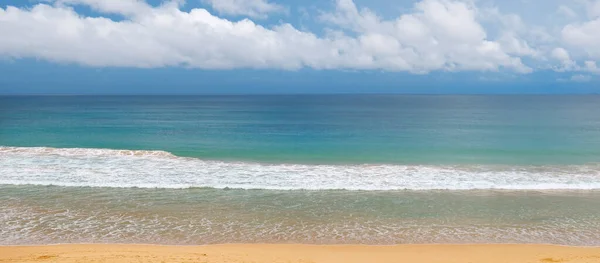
(2, 244), (600, 263)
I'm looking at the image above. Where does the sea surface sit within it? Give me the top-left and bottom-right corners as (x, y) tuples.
(1, 95), (600, 245)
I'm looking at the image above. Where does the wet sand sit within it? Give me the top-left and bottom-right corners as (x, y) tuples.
(2, 244), (600, 263)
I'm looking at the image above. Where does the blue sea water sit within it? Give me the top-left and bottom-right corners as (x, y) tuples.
(2, 95), (600, 245)
(2, 95), (600, 165)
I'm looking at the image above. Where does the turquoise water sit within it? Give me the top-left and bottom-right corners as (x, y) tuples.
(2, 95), (600, 245)
(2, 95), (600, 165)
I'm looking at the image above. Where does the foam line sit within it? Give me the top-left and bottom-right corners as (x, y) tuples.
(2, 146), (600, 190)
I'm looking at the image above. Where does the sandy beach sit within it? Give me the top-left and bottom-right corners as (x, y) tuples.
(2, 244), (600, 263)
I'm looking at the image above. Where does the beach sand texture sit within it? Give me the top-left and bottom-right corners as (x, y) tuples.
(2, 244), (600, 263)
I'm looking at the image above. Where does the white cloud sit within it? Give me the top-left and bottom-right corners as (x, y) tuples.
(585, 0), (600, 18)
(557, 5), (577, 18)
(584, 61), (600, 73)
(551, 47), (571, 62)
(550, 47), (577, 72)
(3, 0), (600, 76)
(570, 74), (592, 82)
(0, 0), (535, 73)
(202, 0), (286, 19)
(562, 19), (600, 59)
(497, 32), (539, 57)
(0, 3), (331, 69)
(320, 0), (532, 73)
(478, 6), (551, 57)
(557, 74), (592, 82)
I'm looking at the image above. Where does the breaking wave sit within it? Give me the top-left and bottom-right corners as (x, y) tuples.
(2, 146), (600, 190)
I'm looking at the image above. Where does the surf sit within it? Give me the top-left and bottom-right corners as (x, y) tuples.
(2, 146), (600, 190)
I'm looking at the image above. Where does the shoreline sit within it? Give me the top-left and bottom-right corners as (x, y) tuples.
(2, 244), (600, 263)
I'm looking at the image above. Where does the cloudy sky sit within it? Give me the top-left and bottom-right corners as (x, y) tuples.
(1, 0), (600, 94)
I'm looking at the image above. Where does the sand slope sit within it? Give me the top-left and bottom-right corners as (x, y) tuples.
(2, 244), (600, 263)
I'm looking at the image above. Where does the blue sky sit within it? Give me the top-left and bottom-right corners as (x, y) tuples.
(1, 0), (600, 94)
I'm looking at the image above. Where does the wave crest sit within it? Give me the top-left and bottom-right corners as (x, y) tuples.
(1, 146), (600, 190)
(0, 146), (176, 158)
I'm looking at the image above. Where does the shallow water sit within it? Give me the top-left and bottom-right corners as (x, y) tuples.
(2, 185), (600, 245)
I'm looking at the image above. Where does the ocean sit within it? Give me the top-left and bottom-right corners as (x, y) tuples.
(1, 95), (600, 245)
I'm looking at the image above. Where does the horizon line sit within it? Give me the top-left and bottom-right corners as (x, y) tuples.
(2, 93), (600, 96)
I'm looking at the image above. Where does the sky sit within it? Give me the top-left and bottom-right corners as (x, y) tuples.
(1, 0), (600, 94)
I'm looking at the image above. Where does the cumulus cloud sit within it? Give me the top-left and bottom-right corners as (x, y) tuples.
(0, 0), (598, 75)
(0, 0), (535, 73)
(551, 47), (577, 71)
(551, 47), (571, 62)
(319, 0), (532, 73)
(584, 61), (600, 73)
(0, 3), (327, 69)
(202, 0), (286, 19)
(562, 19), (600, 59)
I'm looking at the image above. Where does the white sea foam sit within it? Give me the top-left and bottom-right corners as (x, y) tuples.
(1, 146), (600, 190)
